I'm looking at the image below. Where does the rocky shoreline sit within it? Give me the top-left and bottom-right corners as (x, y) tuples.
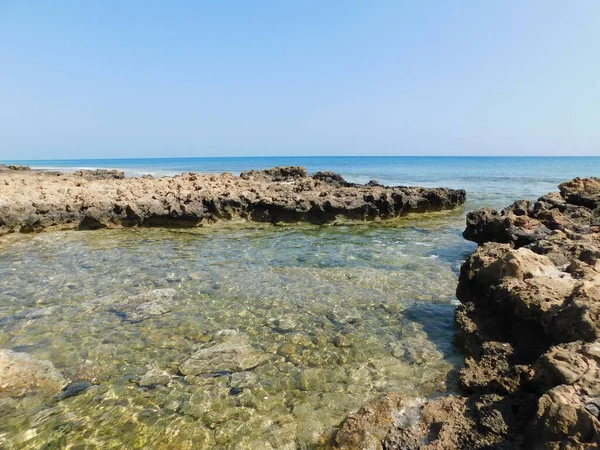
(335, 177), (600, 449)
(0, 166), (465, 236)
(8, 166), (600, 448)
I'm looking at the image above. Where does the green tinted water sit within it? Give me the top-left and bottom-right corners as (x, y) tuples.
(0, 210), (471, 449)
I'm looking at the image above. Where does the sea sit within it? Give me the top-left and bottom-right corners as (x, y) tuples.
(0, 156), (599, 448)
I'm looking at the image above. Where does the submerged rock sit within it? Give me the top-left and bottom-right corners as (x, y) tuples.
(137, 367), (172, 388)
(0, 349), (67, 398)
(180, 331), (269, 376)
(266, 317), (297, 332)
(111, 288), (176, 322)
(57, 381), (92, 400)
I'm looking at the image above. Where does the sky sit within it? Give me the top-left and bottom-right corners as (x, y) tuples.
(1, 1), (599, 160)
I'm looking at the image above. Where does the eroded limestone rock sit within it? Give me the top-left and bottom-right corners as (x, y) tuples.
(336, 177), (600, 449)
(0, 166), (466, 235)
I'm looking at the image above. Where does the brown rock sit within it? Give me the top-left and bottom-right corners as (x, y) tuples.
(341, 178), (600, 449)
(0, 166), (466, 235)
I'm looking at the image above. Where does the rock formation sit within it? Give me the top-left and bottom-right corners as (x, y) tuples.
(0, 166), (465, 235)
(336, 177), (600, 449)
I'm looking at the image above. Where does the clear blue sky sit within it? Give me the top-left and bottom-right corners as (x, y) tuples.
(1, 1), (599, 159)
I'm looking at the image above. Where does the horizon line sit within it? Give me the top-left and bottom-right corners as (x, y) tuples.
(3, 154), (600, 163)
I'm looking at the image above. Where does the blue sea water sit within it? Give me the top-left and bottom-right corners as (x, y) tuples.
(5, 156), (600, 210)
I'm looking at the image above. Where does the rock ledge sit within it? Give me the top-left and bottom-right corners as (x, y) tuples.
(0, 166), (465, 235)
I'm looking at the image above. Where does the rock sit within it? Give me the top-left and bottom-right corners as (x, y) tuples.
(111, 289), (176, 322)
(229, 371), (258, 389)
(559, 177), (600, 209)
(534, 344), (589, 387)
(0, 164), (30, 171)
(240, 166), (308, 182)
(277, 343), (298, 357)
(0, 349), (67, 398)
(179, 331), (268, 376)
(312, 171), (352, 187)
(24, 306), (59, 320)
(0, 166), (465, 235)
(336, 177), (600, 449)
(57, 381), (92, 400)
(529, 385), (599, 446)
(455, 178), (600, 449)
(335, 394), (425, 450)
(137, 367), (171, 388)
(332, 334), (353, 348)
(266, 317), (296, 332)
(73, 169), (125, 180)
(287, 332), (313, 348)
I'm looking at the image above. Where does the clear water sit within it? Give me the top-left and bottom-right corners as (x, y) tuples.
(0, 157), (599, 448)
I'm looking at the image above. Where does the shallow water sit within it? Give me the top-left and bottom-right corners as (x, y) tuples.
(0, 210), (469, 449)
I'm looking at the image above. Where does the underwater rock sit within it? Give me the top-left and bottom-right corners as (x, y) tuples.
(0, 349), (67, 398)
(332, 334), (353, 348)
(229, 371), (258, 389)
(180, 331), (269, 376)
(0, 166), (466, 235)
(24, 305), (59, 320)
(57, 381), (92, 400)
(111, 288), (176, 322)
(137, 367), (172, 388)
(266, 317), (297, 332)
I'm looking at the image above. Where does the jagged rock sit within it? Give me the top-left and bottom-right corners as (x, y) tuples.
(334, 394), (422, 450)
(0, 164), (30, 171)
(0, 349), (67, 398)
(0, 166), (465, 235)
(337, 178), (600, 449)
(239, 166), (308, 182)
(559, 177), (600, 210)
(73, 169), (125, 179)
(312, 171), (352, 187)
